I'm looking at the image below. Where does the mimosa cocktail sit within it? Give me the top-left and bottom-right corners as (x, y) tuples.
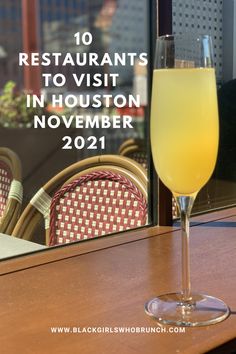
(151, 68), (218, 196)
(145, 34), (230, 327)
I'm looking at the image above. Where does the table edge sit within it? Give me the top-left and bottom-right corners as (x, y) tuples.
(1, 206), (236, 275)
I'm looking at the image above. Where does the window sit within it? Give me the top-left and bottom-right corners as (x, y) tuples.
(0, 0), (153, 250)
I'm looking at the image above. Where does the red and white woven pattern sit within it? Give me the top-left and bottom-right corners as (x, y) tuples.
(0, 161), (12, 218)
(126, 151), (179, 219)
(49, 171), (147, 246)
(172, 198), (179, 219)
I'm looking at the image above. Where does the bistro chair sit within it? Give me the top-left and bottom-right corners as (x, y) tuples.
(119, 139), (179, 219)
(12, 155), (148, 246)
(118, 138), (148, 170)
(0, 147), (23, 234)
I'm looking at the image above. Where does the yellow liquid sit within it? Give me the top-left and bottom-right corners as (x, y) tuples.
(151, 68), (219, 196)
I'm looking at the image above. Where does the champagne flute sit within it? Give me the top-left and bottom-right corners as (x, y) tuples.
(145, 34), (230, 326)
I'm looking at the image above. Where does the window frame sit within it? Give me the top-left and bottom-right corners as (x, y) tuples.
(150, 0), (173, 226)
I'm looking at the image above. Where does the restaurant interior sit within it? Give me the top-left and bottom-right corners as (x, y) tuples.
(0, 0), (236, 353)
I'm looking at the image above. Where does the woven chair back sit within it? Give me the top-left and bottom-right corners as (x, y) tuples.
(0, 148), (22, 234)
(119, 139), (148, 170)
(0, 160), (13, 218)
(119, 139), (179, 220)
(49, 170), (147, 246)
(12, 155), (147, 245)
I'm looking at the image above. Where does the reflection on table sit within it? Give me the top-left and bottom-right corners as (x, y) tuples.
(0, 233), (46, 259)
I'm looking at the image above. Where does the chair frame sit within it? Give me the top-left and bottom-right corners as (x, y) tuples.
(119, 139), (179, 219)
(118, 138), (146, 156)
(12, 155), (147, 245)
(0, 147), (22, 234)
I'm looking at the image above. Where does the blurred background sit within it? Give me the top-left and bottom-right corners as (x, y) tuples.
(0, 0), (150, 209)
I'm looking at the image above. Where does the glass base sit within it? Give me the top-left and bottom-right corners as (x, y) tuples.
(145, 293), (230, 327)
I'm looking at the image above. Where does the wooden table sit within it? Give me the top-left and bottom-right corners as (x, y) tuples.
(0, 208), (236, 354)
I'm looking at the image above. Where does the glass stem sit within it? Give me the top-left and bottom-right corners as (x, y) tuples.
(175, 195), (196, 303)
